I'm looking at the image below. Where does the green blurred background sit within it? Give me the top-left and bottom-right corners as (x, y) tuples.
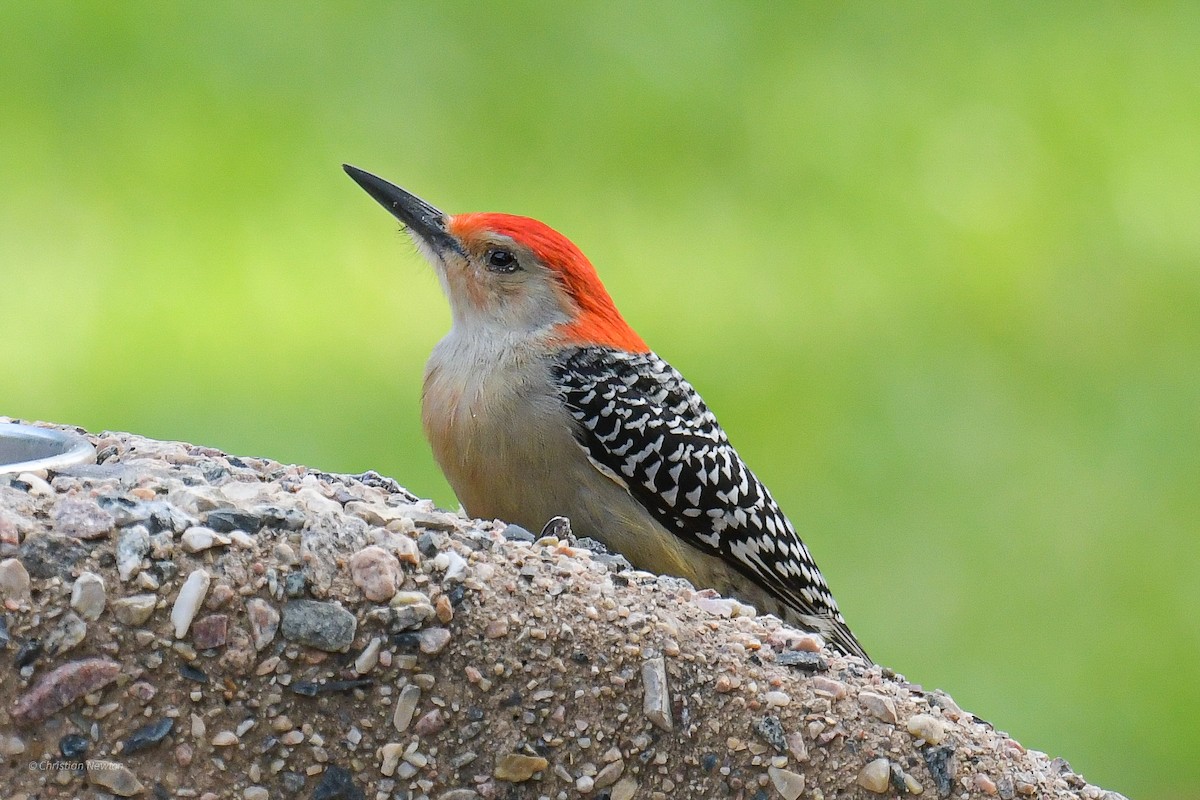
(2, 4), (1197, 796)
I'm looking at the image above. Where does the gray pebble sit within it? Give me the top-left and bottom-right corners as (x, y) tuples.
(116, 525), (150, 581)
(18, 533), (88, 579)
(53, 498), (115, 539)
(754, 715), (787, 753)
(502, 524), (536, 543)
(281, 600), (357, 652)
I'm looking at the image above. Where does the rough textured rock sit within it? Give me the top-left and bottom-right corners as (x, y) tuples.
(0, 420), (1127, 799)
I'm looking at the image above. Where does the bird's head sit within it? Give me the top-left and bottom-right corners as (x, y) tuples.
(344, 165), (647, 353)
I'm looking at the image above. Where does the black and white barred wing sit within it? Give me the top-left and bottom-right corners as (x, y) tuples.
(552, 346), (866, 658)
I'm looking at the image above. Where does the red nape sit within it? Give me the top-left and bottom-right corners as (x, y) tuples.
(451, 213), (649, 353)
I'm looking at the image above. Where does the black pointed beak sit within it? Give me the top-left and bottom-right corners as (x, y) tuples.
(342, 164), (463, 255)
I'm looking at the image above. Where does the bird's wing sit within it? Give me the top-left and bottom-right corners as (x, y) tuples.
(551, 346), (867, 659)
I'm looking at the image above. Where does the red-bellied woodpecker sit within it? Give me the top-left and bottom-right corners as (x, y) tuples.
(344, 164), (869, 661)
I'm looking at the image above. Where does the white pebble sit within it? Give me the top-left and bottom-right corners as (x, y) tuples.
(858, 758), (891, 793)
(181, 526), (230, 553)
(768, 766), (806, 800)
(70, 571), (107, 620)
(355, 637), (382, 675)
(211, 731), (239, 746)
(172, 569), (211, 638)
(17, 472), (53, 495)
(0, 558), (32, 603)
(907, 713), (947, 745)
(443, 550), (468, 582)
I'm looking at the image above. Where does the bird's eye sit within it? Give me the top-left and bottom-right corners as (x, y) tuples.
(486, 248), (519, 273)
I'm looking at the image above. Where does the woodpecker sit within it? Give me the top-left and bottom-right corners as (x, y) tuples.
(344, 165), (869, 661)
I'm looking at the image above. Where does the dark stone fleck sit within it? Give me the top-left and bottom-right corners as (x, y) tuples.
(612, 573), (630, 586)
(416, 532), (439, 557)
(752, 791), (770, 800)
(502, 524), (535, 543)
(291, 678), (373, 697)
(285, 571), (308, 598)
(281, 770), (306, 794)
(748, 653), (762, 666)
(258, 505), (306, 531)
(571, 651), (589, 664)
(391, 632), (421, 650)
(501, 690), (522, 708)
(146, 501), (198, 534)
(891, 762), (909, 795)
(259, 735), (280, 754)
(15, 638), (42, 668)
(199, 462), (231, 483)
(701, 753), (719, 772)
(310, 764), (364, 800)
(777, 650), (829, 672)
(226, 456), (249, 469)
(152, 784), (172, 800)
(997, 775), (1015, 800)
(123, 717), (174, 755)
(447, 584), (465, 607)
(151, 560), (178, 583)
(18, 533), (88, 579)
(466, 706), (484, 721)
(353, 469), (414, 498)
(0, 614), (10, 647)
(922, 745), (956, 797)
(59, 733), (89, 759)
(753, 715), (787, 753)
(206, 509), (264, 533)
(180, 664), (209, 684)
(9, 479), (31, 492)
(98, 495), (149, 526)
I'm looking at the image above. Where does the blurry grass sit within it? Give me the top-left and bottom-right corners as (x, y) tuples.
(2, 4), (1198, 796)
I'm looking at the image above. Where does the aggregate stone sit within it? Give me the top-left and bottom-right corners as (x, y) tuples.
(116, 524), (150, 580)
(192, 613), (229, 649)
(311, 764), (364, 800)
(44, 610), (87, 655)
(349, 545), (402, 601)
(17, 532), (88, 579)
(494, 752), (548, 781)
(111, 593), (158, 626)
(123, 717), (174, 755)
(70, 570), (106, 619)
(53, 498), (115, 539)
(10, 657), (121, 724)
(171, 568), (211, 638)
(858, 758), (892, 793)
(0, 557), (31, 602)
(59, 732), (89, 759)
(205, 508), (265, 533)
(281, 599), (357, 651)
(246, 597), (280, 650)
(87, 762), (145, 796)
